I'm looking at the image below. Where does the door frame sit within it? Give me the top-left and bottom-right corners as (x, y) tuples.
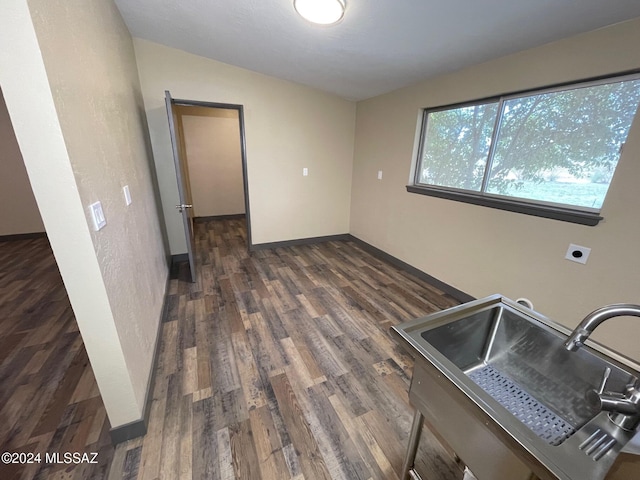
(170, 98), (253, 252)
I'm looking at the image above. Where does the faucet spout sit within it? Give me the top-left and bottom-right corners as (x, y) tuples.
(564, 304), (640, 351)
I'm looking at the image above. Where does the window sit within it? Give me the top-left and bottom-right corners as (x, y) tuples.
(409, 73), (640, 225)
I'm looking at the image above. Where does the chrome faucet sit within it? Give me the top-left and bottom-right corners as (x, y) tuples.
(586, 367), (640, 431)
(564, 304), (640, 352)
(565, 303), (640, 431)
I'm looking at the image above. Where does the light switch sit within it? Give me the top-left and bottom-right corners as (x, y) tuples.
(377, 170), (383, 180)
(122, 185), (131, 206)
(303, 167), (309, 176)
(89, 201), (106, 231)
(123, 185), (132, 206)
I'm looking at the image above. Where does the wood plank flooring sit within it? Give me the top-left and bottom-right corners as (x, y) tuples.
(0, 237), (114, 480)
(110, 218), (464, 480)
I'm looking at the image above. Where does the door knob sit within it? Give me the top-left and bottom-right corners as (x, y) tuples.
(175, 204), (193, 212)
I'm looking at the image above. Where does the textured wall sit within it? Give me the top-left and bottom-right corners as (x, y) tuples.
(1, 0), (139, 426)
(26, 0), (169, 415)
(0, 0), (168, 427)
(178, 107), (245, 217)
(133, 38), (356, 251)
(0, 89), (44, 236)
(351, 19), (640, 361)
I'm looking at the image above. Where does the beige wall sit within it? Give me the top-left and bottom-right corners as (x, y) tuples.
(351, 18), (640, 362)
(0, 0), (168, 428)
(0, 89), (44, 236)
(177, 106), (245, 217)
(133, 38), (356, 251)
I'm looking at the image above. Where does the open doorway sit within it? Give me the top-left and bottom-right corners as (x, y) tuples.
(175, 106), (246, 221)
(0, 87), (44, 238)
(167, 97), (251, 275)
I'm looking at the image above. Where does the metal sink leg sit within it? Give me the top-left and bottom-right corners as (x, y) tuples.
(402, 410), (425, 480)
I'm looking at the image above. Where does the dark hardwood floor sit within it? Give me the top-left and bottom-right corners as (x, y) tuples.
(109, 218), (464, 480)
(0, 237), (114, 480)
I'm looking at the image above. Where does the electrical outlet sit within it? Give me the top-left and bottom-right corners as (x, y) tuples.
(303, 167), (308, 176)
(565, 244), (590, 264)
(377, 170), (383, 180)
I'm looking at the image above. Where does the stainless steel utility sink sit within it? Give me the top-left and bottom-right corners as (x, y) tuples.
(391, 295), (640, 480)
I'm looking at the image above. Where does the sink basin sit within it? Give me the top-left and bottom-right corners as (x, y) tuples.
(391, 295), (640, 480)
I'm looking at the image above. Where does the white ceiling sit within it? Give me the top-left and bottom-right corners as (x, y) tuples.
(114, 0), (640, 101)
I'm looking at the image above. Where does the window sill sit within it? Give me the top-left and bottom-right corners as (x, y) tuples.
(406, 185), (603, 226)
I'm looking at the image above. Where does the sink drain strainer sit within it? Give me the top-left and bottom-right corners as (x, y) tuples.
(469, 365), (576, 446)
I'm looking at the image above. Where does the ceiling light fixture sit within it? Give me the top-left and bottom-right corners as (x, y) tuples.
(294, 0), (346, 26)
